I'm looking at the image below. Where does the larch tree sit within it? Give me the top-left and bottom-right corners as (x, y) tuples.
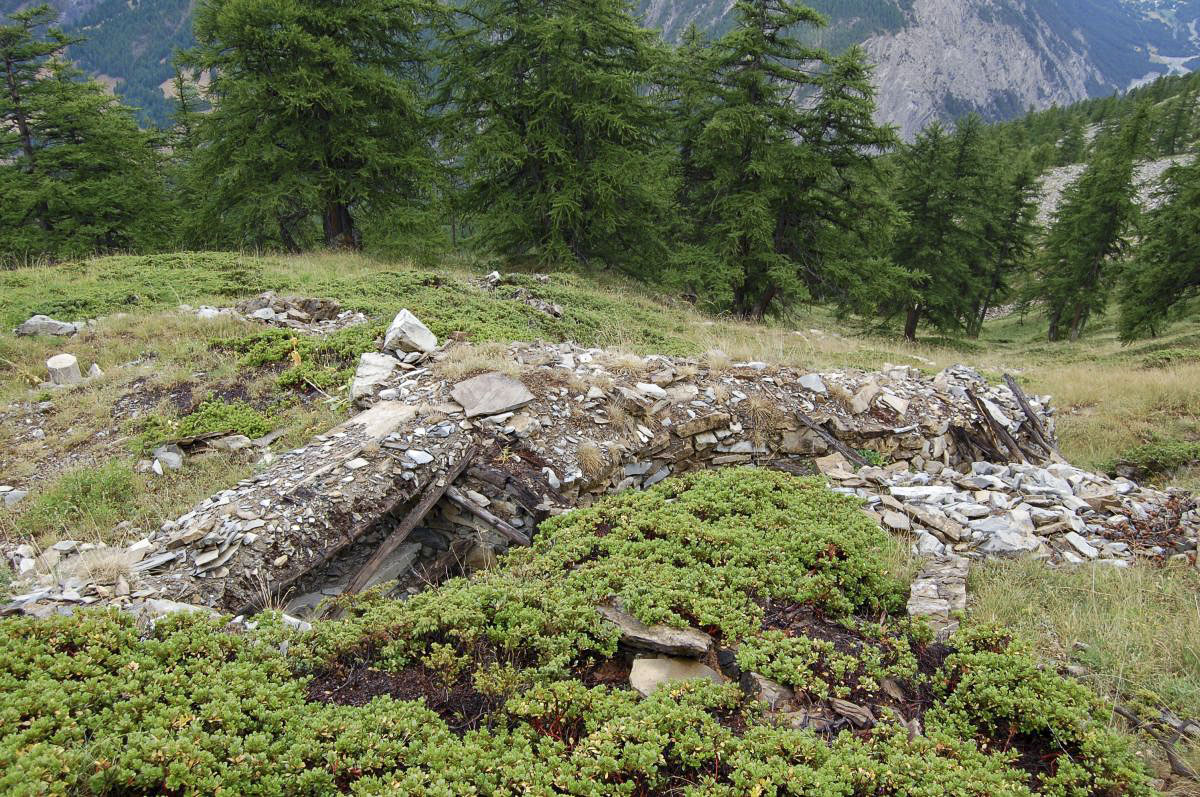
(671, 0), (897, 320)
(183, 0), (440, 252)
(0, 4), (168, 260)
(1118, 158), (1200, 339)
(1035, 106), (1147, 342)
(440, 0), (672, 268)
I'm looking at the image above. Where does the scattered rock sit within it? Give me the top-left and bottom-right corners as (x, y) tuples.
(597, 602), (713, 657)
(152, 445), (185, 472)
(351, 353), (400, 402)
(15, 315), (80, 337)
(3, 490), (28, 508)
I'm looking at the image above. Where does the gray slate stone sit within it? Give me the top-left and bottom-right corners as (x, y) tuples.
(451, 372), (535, 418)
(598, 603), (713, 657)
(797, 374), (827, 394)
(153, 444), (185, 471)
(350, 353), (400, 402)
(3, 490), (28, 508)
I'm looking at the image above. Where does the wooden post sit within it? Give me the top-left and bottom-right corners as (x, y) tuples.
(793, 410), (870, 467)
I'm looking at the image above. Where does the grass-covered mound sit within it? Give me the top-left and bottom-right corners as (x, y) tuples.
(0, 470), (1152, 795)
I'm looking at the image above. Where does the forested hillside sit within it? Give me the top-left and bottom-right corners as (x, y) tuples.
(2, 0), (1199, 346)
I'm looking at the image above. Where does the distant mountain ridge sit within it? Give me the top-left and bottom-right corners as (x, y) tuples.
(3, 0), (1199, 132)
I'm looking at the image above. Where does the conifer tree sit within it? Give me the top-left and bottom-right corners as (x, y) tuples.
(440, 0), (671, 267)
(0, 5), (168, 260)
(671, 0), (897, 319)
(1119, 159), (1200, 339)
(183, 0), (439, 251)
(1035, 106), (1147, 342)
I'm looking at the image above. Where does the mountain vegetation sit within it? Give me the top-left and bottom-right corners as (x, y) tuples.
(2, 0), (1199, 343)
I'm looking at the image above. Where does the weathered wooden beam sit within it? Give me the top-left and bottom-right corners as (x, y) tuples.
(445, 486), (532, 547)
(966, 389), (1028, 465)
(793, 410), (870, 467)
(1003, 374), (1065, 463)
(344, 445), (477, 596)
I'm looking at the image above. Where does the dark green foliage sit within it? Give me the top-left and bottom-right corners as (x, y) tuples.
(885, 115), (1038, 341)
(1113, 438), (1200, 480)
(1119, 158), (1200, 340)
(0, 469), (1152, 794)
(440, 0), (671, 268)
(1035, 107), (1148, 342)
(0, 4), (170, 262)
(1139, 348), (1200, 370)
(669, 2), (899, 319)
(180, 0), (440, 251)
(132, 398), (275, 451)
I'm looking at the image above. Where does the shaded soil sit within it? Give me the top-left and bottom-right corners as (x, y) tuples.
(308, 662), (502, 733)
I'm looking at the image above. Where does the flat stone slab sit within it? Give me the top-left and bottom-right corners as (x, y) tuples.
(629, 657), (724, 697)
(598, 603), (713, 657)
(451, 372), (535, 418)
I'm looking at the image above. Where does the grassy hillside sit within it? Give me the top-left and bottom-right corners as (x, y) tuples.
(1, 252), (1198, 786)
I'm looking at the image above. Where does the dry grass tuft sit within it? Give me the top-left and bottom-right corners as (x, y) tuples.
(435, 342), (520, 381)
(675, 363), (699, 381)
(745, 394), (786, 448)
(601, 351), (649, 378)
(702, 348), (732, 373)
(576, 441), (612, 483)
(604, 397), (641, 439)
(72, 547), (134, 586)
(710, 383), (731, 403)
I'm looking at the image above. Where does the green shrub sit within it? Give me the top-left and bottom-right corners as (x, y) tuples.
(14, 463), (137, 538)
(132, 398), (275, 452)
(221, 323), (380, 392)
(1113, 438), (1200, 478)
(0, 469), (1152, 795)
(1140, 347), (1200, 369)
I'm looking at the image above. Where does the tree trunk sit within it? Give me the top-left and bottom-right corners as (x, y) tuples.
(1047, 306), (1061, 342)
(1069, 304), (1086, 342)
(4, 57), (36, 168)
(278, 218), (302, 255)
(904, 306), (920, 342)
(323, 202), (360, 250)
(749, 283), (778, 321)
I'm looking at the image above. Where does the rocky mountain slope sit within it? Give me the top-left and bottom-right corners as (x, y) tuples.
(3, 0), (1200, 131)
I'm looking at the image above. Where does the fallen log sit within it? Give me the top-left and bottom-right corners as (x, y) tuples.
(344, 445), (477, 596)
(445, 486), (532, 547)
(966, 389), (1028, 465)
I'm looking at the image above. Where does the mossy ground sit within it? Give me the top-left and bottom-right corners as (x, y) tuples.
(0, 470), (1154, 795)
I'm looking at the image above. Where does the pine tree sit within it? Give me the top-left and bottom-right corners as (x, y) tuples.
(0, 5), (168, 260)
(440, 0), (671, 268)
(1119, 159), (1200, 339)
(182, 0), (439, 251)
(671, 0), (897, 319)
(1035, 106), (1148, 342)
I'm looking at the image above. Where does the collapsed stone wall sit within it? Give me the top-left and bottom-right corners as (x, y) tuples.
(5, 338), (1075, 616)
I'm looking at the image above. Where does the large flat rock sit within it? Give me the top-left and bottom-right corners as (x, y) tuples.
(451, 372), (535, 418)
(597, 603), (713, 657)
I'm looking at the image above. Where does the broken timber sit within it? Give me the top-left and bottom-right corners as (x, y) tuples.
(344, 444), (478, 596)
(445, 486), (531, 547)
(1003, 374), (1065, 463)
(793, 409), (870, 467)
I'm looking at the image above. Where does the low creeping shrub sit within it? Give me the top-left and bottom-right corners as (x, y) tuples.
(0, 469), (1153, 795)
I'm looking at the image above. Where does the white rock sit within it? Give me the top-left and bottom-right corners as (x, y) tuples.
(406, 449), (434, 465)
(350, 353), (400, 402)
(87, 363), (104, 379)
(153, 445), (185, 471)
(636, 382), (667, 399)
(46, 353), (82, 386)
(1063, 532), (1099, 559)
(249, 308), (276, 321)
(384, 309), (437, 353)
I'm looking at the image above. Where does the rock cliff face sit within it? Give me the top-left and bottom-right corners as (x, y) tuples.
(638, 0), (1200, 137)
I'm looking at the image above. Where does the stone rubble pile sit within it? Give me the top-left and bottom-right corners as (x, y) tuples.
(4, 312), (1197, 624)
(186, 292), (369, 334)
(824, 457), (1198, 567)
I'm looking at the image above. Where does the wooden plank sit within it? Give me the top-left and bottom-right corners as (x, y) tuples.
(445, 486), (532, 547)
(343, 445), (477, 596)
(793, 410), (870, 467)
(966, 389), (1028, 464)
(1003, 374), (1065, 463)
